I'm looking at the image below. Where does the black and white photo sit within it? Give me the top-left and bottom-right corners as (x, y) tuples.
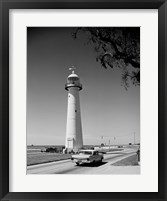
(27, 27), (140, 174)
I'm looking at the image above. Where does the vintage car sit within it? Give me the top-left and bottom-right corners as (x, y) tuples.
(71, 150), (103, 166)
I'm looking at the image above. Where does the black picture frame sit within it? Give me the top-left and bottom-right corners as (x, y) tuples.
(0, 0), (166, 200)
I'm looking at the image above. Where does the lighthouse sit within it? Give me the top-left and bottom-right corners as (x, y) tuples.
(65, 67), (83, 152)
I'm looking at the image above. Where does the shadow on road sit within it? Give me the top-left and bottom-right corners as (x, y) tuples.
(76, 161), (107, 167)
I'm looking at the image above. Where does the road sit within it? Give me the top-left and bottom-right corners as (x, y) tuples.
(27, 149), (138, 174)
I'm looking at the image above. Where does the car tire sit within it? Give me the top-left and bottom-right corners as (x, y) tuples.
(76, 162), (80, 166)
(99, 159), (102, 163)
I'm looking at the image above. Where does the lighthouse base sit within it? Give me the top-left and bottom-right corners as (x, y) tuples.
(63, 147), (81, 154)
(63, 138), (83, 154)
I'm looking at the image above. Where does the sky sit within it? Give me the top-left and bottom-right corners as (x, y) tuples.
(27, 27), (140, 146)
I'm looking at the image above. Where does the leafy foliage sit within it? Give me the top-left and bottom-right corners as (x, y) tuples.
(73, 27), (140, 89)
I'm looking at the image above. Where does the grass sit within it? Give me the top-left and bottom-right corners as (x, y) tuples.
(112, 154), (139, 166)
(27, 153), (71, 166)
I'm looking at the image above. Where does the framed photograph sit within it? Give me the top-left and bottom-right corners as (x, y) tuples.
(0, 0), (166, 200)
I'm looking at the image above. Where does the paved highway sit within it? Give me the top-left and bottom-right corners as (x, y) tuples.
(27, 149), (138, 174)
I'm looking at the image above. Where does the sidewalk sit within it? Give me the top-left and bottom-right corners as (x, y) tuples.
(106, 165), (140, 174)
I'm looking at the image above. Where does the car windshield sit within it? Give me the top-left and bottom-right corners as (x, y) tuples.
(79, 151), (92, 155)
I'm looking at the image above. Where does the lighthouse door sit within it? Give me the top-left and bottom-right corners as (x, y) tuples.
(67, 138), (74, 149)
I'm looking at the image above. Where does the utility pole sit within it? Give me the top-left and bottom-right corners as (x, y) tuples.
(101, 136), (103, 148)
(134, 132), (135, 145)
(114, 137), (116, 146)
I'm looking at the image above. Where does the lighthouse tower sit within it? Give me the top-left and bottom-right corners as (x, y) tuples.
(65, 67), (83, 152)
